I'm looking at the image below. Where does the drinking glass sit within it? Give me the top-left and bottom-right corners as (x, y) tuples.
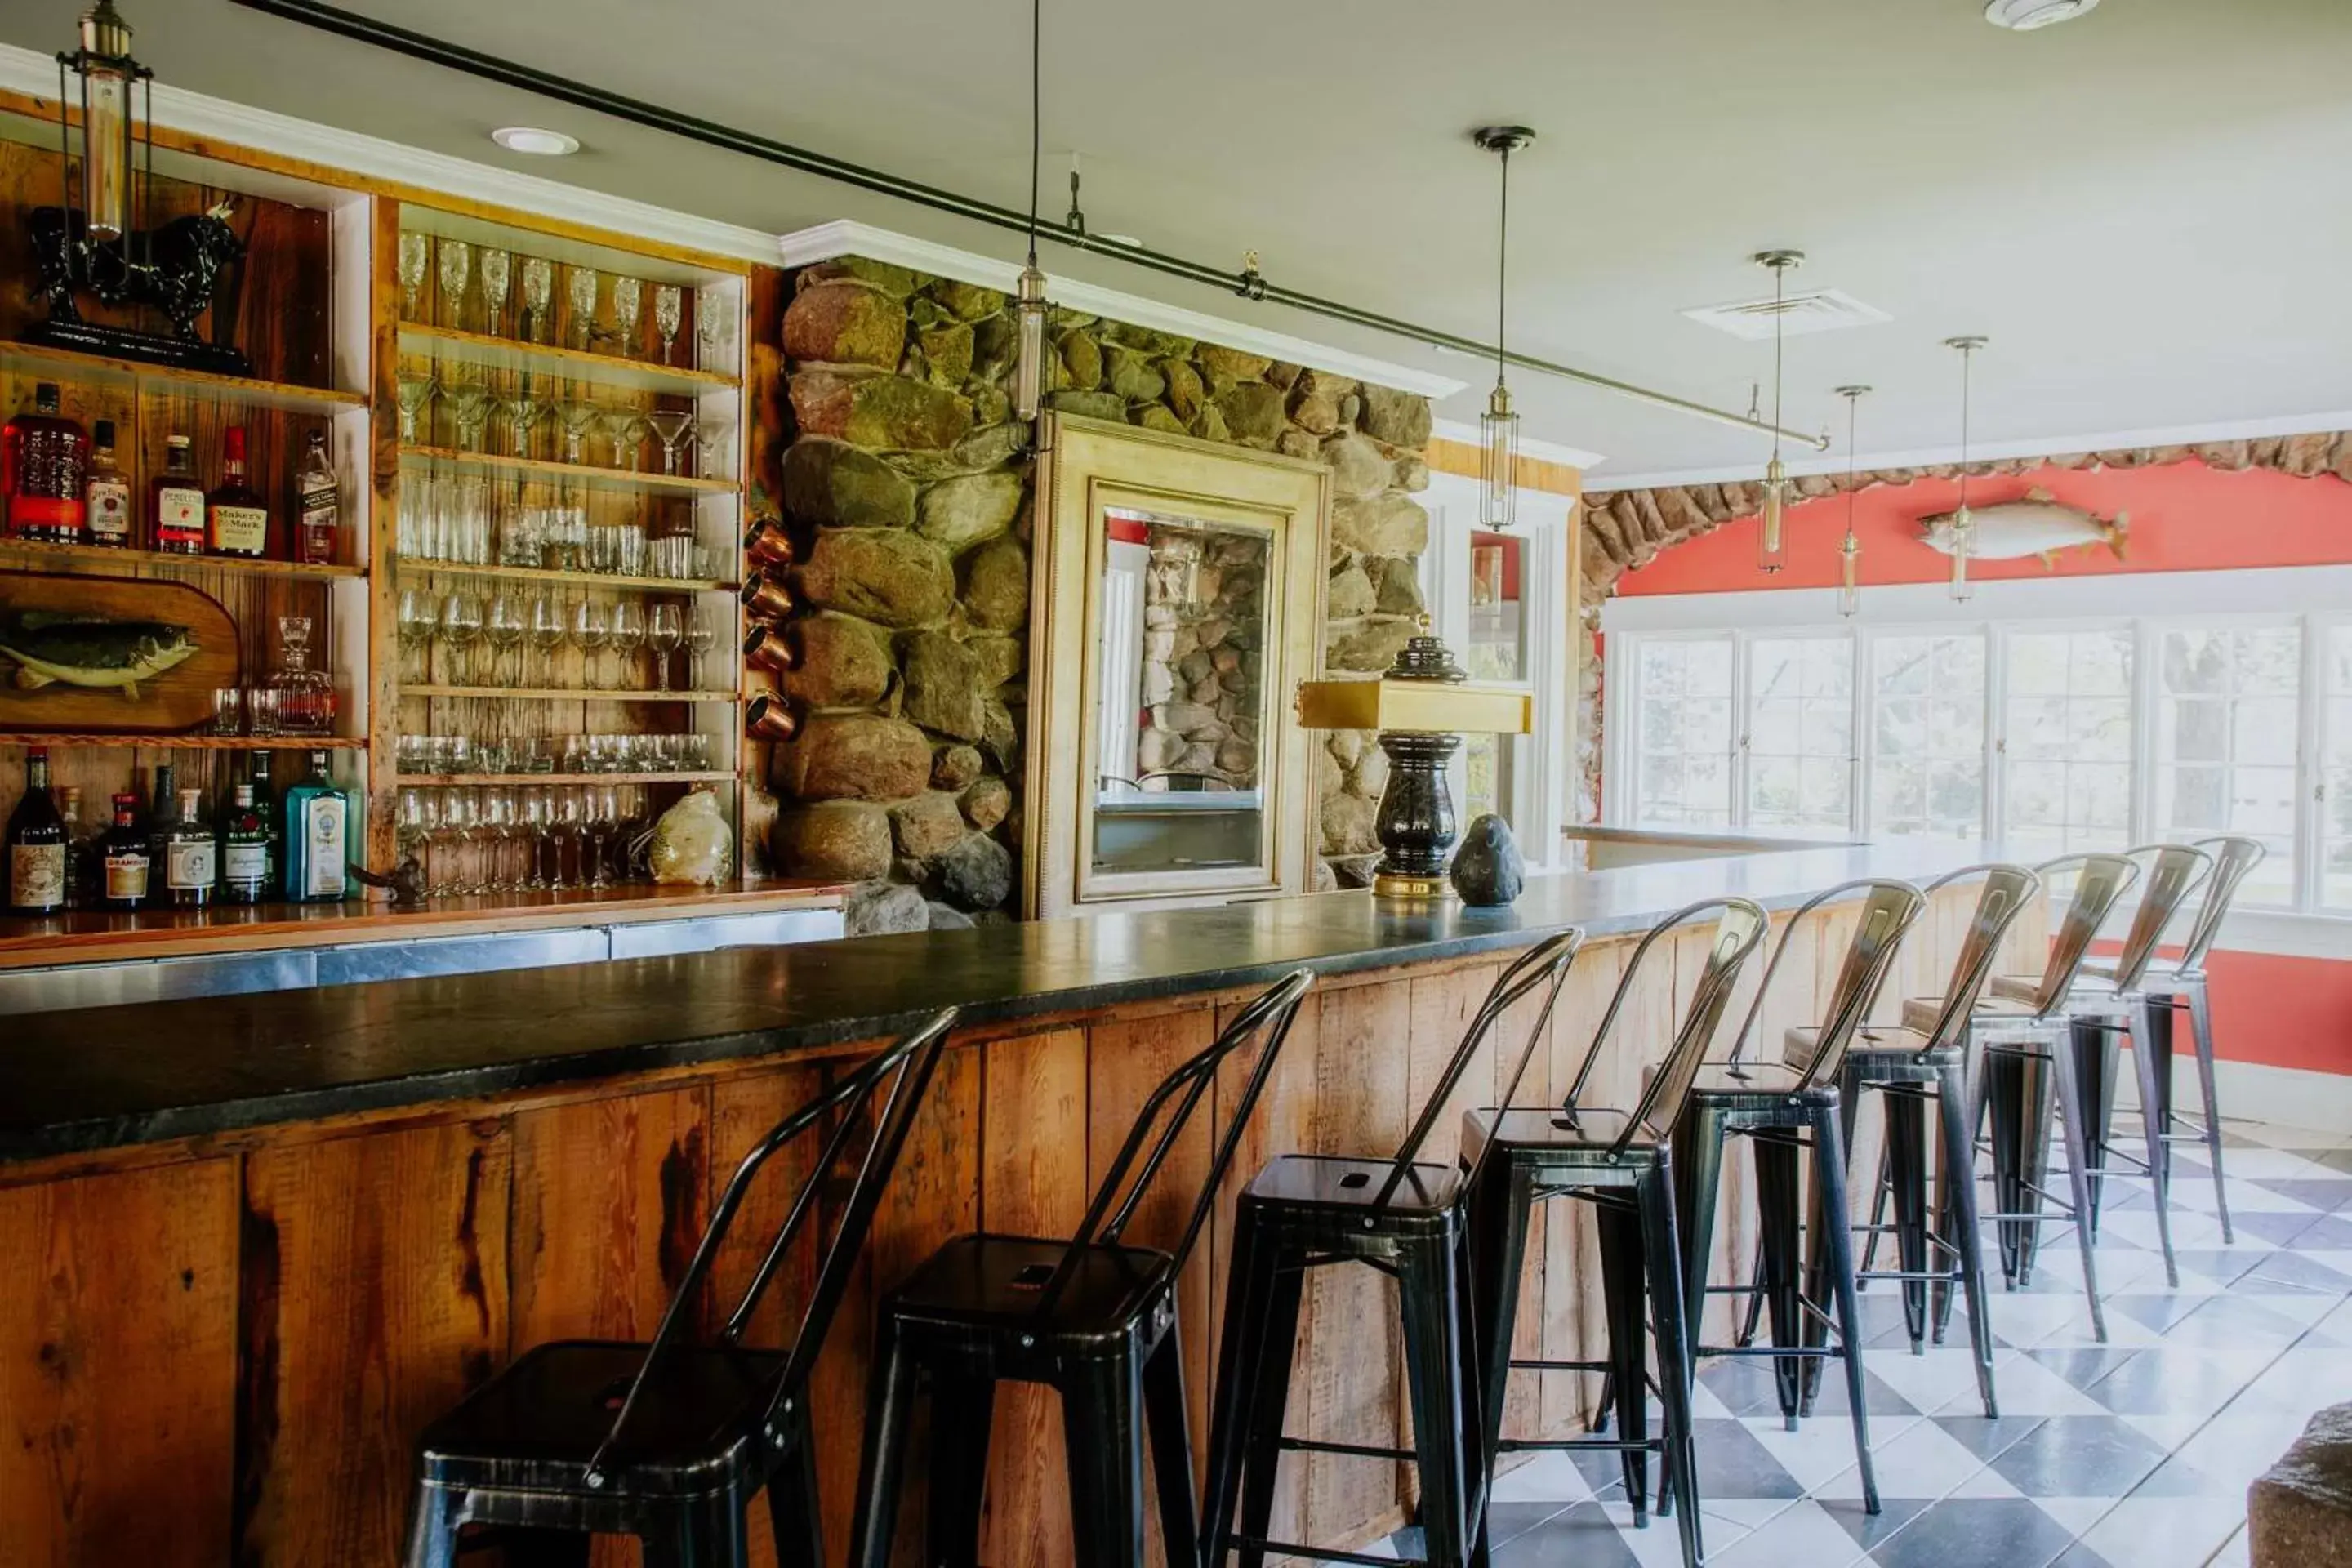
(693, 421), (730, 482)
(436, 238), (473, 332)
(695, 287), (725, 370)
(609, 599), (647, 690)
(444, 372), (496, 453)
(615, 522), (648, 577)
(552, 786), (586, 889)
(521, 256), (555, 342)
(611, 275), (643, 359)
(520, 786), (553, 889)
(570, 596), (610, 688)
(646, 408), (694, 476)
(647, 603), (683, 692)
(396, 586), (438, 681)
(653, 284), (684, 364)
(396, 786), (430, 871)
(212, 687), (244, 736)
(481, 786), (519, 893)
(486, 590), (528, 687)
(421, 789), (457, 898)
(528, 592), (567, 687)
(398, 231), (431, 321)
(395, 371), (439, 444)
(477, 248), (512, 338)
(586, 785), (619, 889)
(567, 265), (599, 350)
(559, 400), (604, 465)
(449, 476), (492, 564)
(500, 382), (546, 459)
(247, 688), (282, 738)
(684, 606), (719, 691)
(604, 408), (650, 472)
(445, 787), (483, 896)
(438, 588), (484, 686)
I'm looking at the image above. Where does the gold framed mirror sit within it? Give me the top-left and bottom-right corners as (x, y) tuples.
(1024, 414), (1330, 920)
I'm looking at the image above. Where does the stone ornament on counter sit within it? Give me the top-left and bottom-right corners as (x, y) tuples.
(648, 789), (734, 886)
(1450, 813), (1526, 906)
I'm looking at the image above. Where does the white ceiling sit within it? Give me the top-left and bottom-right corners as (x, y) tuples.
(10, 0), (2352, 480)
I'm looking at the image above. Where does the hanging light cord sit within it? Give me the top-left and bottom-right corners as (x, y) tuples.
(1770, 262), (1786, 466)
(1844, 392), (1860, 539)
(1958, 343), (1973, 510)
(1026, 0), (1040, 270)
(1494, 141), (1510, 392)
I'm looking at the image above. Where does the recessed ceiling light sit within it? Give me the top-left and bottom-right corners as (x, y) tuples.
(491, 126), (580, 156)
(1984, 0), (2099, 30)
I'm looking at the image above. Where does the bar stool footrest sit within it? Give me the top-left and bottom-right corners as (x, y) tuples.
(1227, 1535), (1428, 1566)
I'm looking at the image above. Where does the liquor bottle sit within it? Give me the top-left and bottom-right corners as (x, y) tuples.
(144, 762), (177, 906)
(282, 749), (350, 903)
(6, 749), (68, 914)
(207, 425), (269, 559)
(151, 435), (206, 555)
(219, 783), (270, 904)
(58, 785), (97, 910)
(247, 751), (280, 893)
(164, 786), (216, 908)
(294, 430), (339, 566)
(100, 792), (150, 910)
(2, 384), (88, 544)
(82, 420), (132, 548)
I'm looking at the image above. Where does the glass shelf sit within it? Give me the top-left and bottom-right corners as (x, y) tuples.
(399, 324), (737, 395)
(0, 339), (367, 415)
(0, 538), (365, 580)
(401, 446), (735, 497)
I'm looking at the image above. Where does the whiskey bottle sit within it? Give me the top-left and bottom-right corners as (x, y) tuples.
(2, 384), (88, 544)
(100, 792), (149, 910)
(6, 749), (68, 915)
(144, 762), (176, 906)
(294, 430), (340, 566)
(207, 425), (269, 559)
(219, 783), (270, 904)
(83, 420), (132, 548)
(247, 751), (280, 893)
(151, 434), (206, 555)
(282, 750), (350, 903)
(164, 786), (216, 908)
(58, 785), (97, 909)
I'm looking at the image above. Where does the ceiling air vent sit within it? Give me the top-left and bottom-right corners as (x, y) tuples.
(1681, 287), (1891, 341)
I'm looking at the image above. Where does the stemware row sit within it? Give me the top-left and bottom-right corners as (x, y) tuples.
(396, 230), (725, 368)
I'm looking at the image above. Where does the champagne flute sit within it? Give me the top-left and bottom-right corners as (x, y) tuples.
(608, 598), (647, 691)
(477, 247), (512, 338)
(528, 591), (567, 687)
(438, 588), (484, 686)
(486, 590), (528, 688)
(646, 408), (694, 476)
(398, 231), (431, 321)
(521, 256), (555, 343)
(435, 237), (473, 332)
(684, 604), (719, 691)
(647, 603), (683, 693)
(567, 265), (599, 350)
(653, 284), (684, 365)
(570, 595), (610, 689)
(611, 275), (643, 359)
(695, 287), (725, 371)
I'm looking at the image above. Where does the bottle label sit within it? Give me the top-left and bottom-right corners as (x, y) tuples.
(211, 504), (268, 555)
(301, 795), (347, 898)
(86, 479), (131, 541)
(103, 850), (149, 902)
(155, 484), (205, 545)
(9, 843), (65, 909)
(8, 496), (82, 531)
(167, 838), (216, 891)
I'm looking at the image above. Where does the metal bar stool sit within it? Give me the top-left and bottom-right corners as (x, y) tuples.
(1460, 898), (1771, 1568)
(1893, 853), (2140, 1339)
(1982, 843), (2213, 1281)
(401, 1008), (960, 1568)
(1200, 933), (1584, 1568)
(1673, 877), (1927, 1517)
(849, 969), (1314, 1568)
(1817, 862), (2041, 1421)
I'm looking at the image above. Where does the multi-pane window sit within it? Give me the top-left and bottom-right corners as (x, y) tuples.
(1633, 636), (1735, 827)
(1744, 635), (1854, 833)
(1869, 633), (1988, 839)
(2154, 625), (2301, 905)
(2000, 627), (2136, 861)
(2322, 626), (2352, 911)
(1461, 532), (1524, 825)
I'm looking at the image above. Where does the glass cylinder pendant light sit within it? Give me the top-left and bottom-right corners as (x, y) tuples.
(1753, 249), (1803, 573)
(1834, 385), (1869, 617)
(1011, 0), (1052, 432)
(1472, 127), (1533, 529)
(1944, 336), (1988, 603)
(56, 1), (150, 247)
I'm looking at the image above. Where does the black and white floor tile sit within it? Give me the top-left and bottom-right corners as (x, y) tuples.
(1373, 1117), (2352, 1567)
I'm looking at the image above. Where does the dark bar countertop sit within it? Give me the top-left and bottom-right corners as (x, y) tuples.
(0, 840), (1974, 1163)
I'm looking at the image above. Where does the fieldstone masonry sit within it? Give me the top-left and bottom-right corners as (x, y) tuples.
(764, 256), (1433, 928)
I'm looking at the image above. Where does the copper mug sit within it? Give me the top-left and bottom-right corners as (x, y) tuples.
(745, 691), (804, 742)
(742, 621), (802, 675)
(740, 568), (798, 622)
(742, 517), (799, 571)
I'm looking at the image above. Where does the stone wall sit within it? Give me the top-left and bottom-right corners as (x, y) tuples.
(1135, 523), (1267, 788)
(761, 255), (1433, 930)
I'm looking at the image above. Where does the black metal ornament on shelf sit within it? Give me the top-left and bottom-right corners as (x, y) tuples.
(1367, 630), (1468, 901)
(27, 200), (251, 376)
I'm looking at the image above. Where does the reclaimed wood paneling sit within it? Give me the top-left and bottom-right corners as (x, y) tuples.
(0, 1158), (238, 1568)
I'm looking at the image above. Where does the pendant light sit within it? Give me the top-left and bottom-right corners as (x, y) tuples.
(1753, 249), (1803, 573)
(1944, 335), (1987, 602)
(1472, 126), (1533, 529)
(1833, 385), (1869, 617)
(1011, 0), (1050, 433)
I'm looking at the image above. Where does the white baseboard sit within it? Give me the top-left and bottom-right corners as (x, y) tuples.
(2111, 1054), (2352, 1137)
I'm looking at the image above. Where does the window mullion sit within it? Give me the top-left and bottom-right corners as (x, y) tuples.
(2299, 613), (2326, 911)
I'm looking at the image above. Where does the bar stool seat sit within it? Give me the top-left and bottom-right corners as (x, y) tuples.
(888, 1234), (1176, 1340)
(1242, 1152), (1466, 1213)
(1901, 992), (2039, 1033)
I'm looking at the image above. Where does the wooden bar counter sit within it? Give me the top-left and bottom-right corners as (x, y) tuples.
(0, 841), (2020, 1566)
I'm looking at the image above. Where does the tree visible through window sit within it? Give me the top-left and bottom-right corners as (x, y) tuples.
(2155, 625), (2299, 904)
(1744, 636), (1854, 833)
(1871, 633), (1987, 839)
(1633, 636), (1735, 827)
(2000, 627), (2135, 861)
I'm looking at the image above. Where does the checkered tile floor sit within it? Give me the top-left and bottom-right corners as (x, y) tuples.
(1376, 1116), (2352, 1567)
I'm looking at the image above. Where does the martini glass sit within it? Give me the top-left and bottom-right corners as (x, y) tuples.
(443, 372), (496, 453)
(521, 256), (554, 343)
(559, 400), (604, 466)
(603, 409), (651, 473)
(693, 421), (730, 482)
(395, 371), (439, 444)
(499, 385), (546, 460)
(646, 409), (695, 476)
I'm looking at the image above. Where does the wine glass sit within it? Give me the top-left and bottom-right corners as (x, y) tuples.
(608, 598), (647, 691)
(438, 588), (484, 686)
(398, 232), (432, 321)
(481, 786), (518, 893)
(695, 287), (725, 370)
(552, 786), (586, 888)
(521, 256), (555, 343)
(395, 371), (438, 443)
(420, 789), (455, 898)
(520, 785), (553, 889)
(603, 408), (650, 473)
(528, 592), (567, 688)
(559, 400), (604, 466)
(570, 596), (610, 689)
(647, 603), (683, 693)
(486, 590), (528, 688)
(435, 237), (473, 332)
(653, 284), (684, 365)
(442, 787), (482, 896)
(586, 785), (619, 889)
(684, 604), (719, 691)
(646, 408), (695, 476)
(567, 265), (599, 350)
(611, 275), (643, 359)
(395, 785), (430, 869)
(395, 586), (439, 682)
(443, 371), (496, 454)
(477, 248), (512, 338)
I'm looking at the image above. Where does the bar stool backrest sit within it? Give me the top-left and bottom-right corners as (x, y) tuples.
(1783, 880), (1931, 1089)
(2025, 853), (2141, 1018)
(1909, 862), (2043, 1052)
(585, 1007), (960, 1486)
(2176, 835), (2265, 975)
(1379, 929), (1584, 1207)
(1047, 968), (1314, 1299)
(2111, 843), (2215, 992)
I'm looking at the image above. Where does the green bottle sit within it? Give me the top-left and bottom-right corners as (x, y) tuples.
(247, 751), (279, 893)
(282, 749), (350, 903)
(219, 783), (270, 905)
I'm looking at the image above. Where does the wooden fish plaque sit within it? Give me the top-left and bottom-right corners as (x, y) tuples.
(0, 570), (240, 735)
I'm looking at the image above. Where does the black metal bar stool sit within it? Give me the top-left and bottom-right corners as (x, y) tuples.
(1200, 933), (1584, 1568)
(1460, 898), (1771, 1568)
(401, 1008), (960, 1568)
(849, 969), (1313, 1568)
(1672, 877), (1927, 1517)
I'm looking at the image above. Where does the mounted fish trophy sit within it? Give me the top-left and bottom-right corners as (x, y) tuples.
(24, 2), (254, 376)
(1918, 488), (2129, 569)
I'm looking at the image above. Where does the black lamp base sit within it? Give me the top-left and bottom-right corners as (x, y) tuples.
(1370, 730), (1460, 901)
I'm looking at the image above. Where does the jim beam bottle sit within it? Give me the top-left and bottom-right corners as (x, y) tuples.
(82, 420), (132, 548)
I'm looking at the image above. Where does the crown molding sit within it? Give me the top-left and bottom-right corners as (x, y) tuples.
(778, 219), (1467, 403)
(1430, 418), (1605, 471)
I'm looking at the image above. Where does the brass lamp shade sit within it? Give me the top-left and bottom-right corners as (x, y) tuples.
(1293, 675), (1534, 737)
